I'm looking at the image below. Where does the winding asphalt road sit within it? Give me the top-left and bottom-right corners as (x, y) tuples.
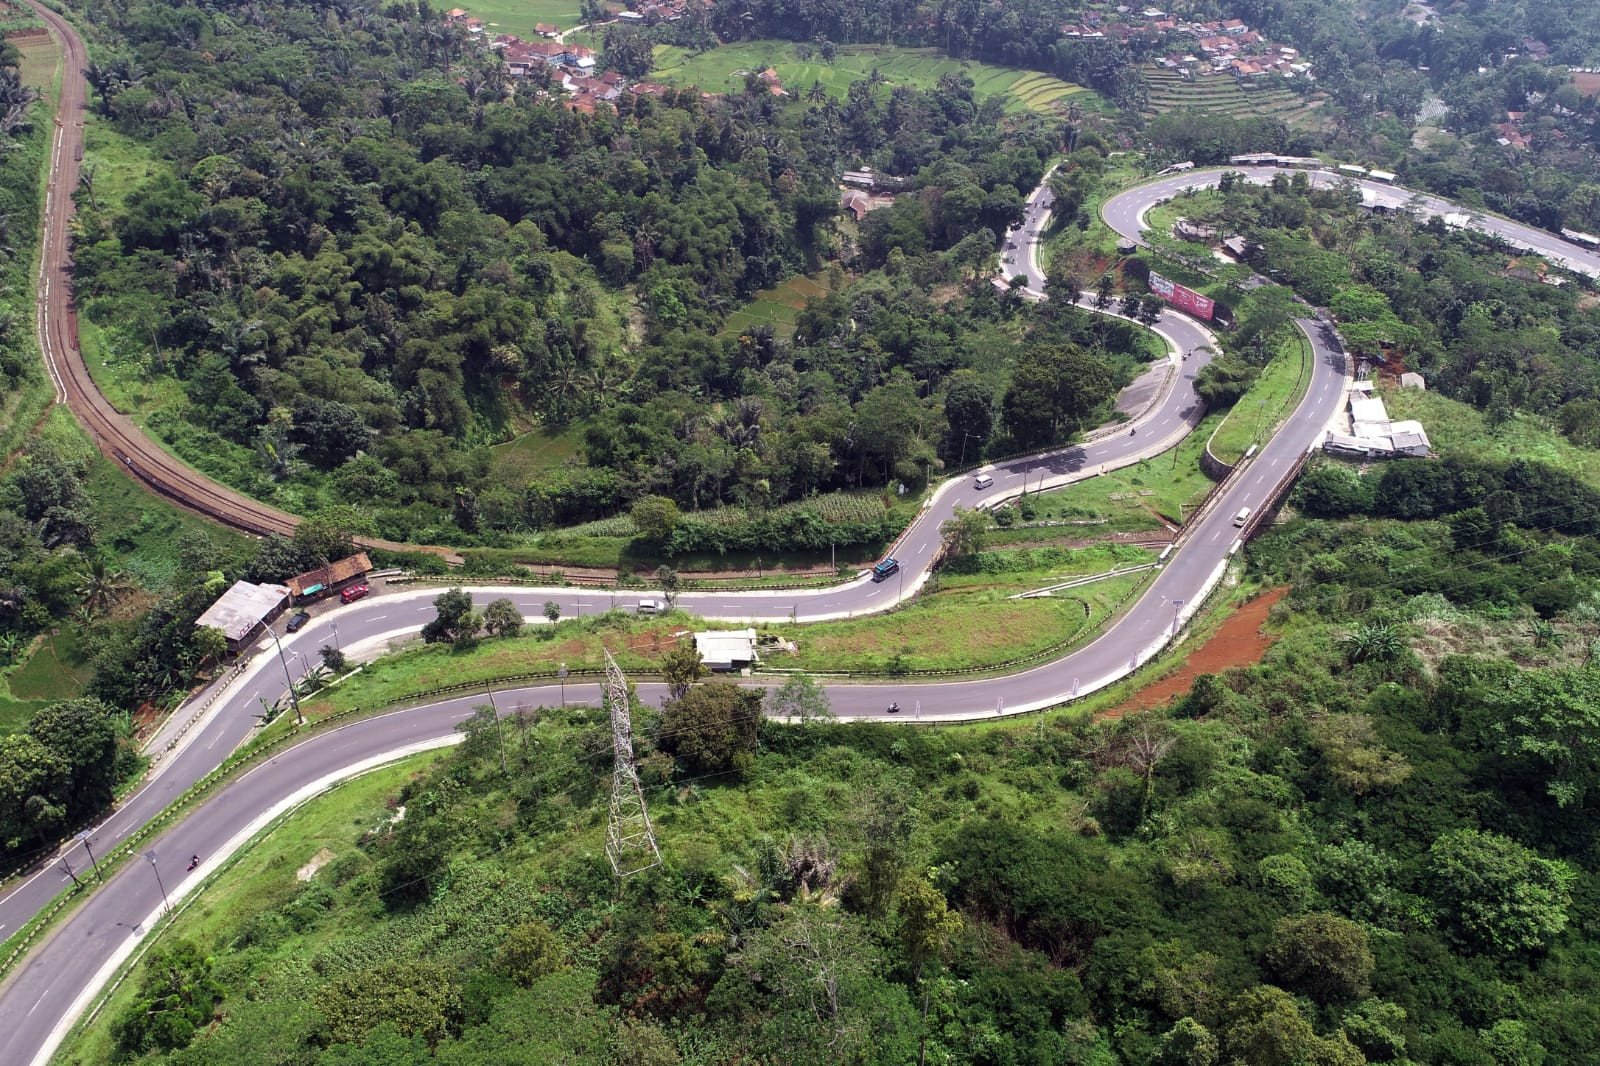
(5, 86), (1600, 1066)
(1102, 165), (1600, 281)
(0, 172), (1341, 1060)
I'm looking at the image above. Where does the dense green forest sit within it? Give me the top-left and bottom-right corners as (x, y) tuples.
(84, 453), (1600, 1062)
(72, 0), (1162, 547)
(64, 0), (1600, 549)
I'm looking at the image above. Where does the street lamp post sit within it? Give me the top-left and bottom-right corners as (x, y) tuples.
(60, 854), (83, 890)
(1171, 598), (1185, 635)
(143, 850), (172, 916)
(75, 830), (102, 882)
(329, 622), (340, 655)
(266, 626), (305, 726)
(558, 662), (568, 708)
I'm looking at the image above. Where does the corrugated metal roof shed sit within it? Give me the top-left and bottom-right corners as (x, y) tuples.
(195, 581), (290, 645)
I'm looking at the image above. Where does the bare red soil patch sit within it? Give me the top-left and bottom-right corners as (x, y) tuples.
(1100, 585), (1288, 719)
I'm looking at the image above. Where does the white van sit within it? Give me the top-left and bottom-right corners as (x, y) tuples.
(636, 598), (665, 615)
(1232, 506), (1252, 527)
(974, 474), (994, 490)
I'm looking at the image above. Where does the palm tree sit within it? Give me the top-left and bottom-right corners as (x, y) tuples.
(806, 80), (827, 104)
(209, 314), (267, 371)
(0, 68), (39, 135)
(77, 556), (132, 619)
(77, 162), (101, 212)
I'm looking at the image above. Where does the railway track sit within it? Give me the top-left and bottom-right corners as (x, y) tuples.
(23, 0), (303, 539)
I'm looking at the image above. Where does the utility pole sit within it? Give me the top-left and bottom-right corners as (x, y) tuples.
(143, 850), (172, 916)
(603, 649), (661, 878)
(75, 830), (102, 882)
(329, 622), (340, 656)
(484, 686), (507, 776)
(267, 625), (305, 726)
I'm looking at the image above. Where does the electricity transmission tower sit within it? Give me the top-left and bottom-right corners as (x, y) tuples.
(603, 649), (661, 877)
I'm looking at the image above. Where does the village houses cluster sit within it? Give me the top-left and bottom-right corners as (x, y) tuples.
(1064, 6), (1312, 84)
(446, 5), (697, 113)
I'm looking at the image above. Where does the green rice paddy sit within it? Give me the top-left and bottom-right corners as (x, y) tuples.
(652, 42), (1093, 115)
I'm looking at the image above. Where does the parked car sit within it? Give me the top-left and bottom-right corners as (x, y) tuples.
(340, 582), (370, 604)
(285, 610), (311, 633)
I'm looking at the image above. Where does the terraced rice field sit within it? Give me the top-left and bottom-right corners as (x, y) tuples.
(719, 270), (840, 340)
(1142, 65), (1330, 130)
(653, 42), (1093, 116)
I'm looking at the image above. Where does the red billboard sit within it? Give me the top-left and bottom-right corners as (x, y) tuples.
(1148, 271), (1215, 321)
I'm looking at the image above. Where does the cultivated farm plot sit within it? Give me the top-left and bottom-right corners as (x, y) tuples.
(1572, 71), (1600, 97)
(7, 629), (92, 703)
(718, 269), (841, 340)
(1141, 65), (1330, 131)
(489, 420), (590, 484)
(652, 42), (1093, 116)
(448, 0), (583, 40)
(11, 32), (59, 92)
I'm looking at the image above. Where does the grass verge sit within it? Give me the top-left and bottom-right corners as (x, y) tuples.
(772, 567), (1150, 675)
(1023, 410), (1226, 526)
(289, 551), (1156, 727)
(1207, 330), (1311, 466)
(57, 748), (448, 1066)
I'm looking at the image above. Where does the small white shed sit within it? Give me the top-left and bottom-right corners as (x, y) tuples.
(693, 629), (760, 673)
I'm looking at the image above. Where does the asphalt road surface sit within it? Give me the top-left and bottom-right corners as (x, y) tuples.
(8, 155), (1597, 1061)
(0, 239), (1334, 1066)
(1, 313), (1347, 1063)
(1102, 165), (1600, 280)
